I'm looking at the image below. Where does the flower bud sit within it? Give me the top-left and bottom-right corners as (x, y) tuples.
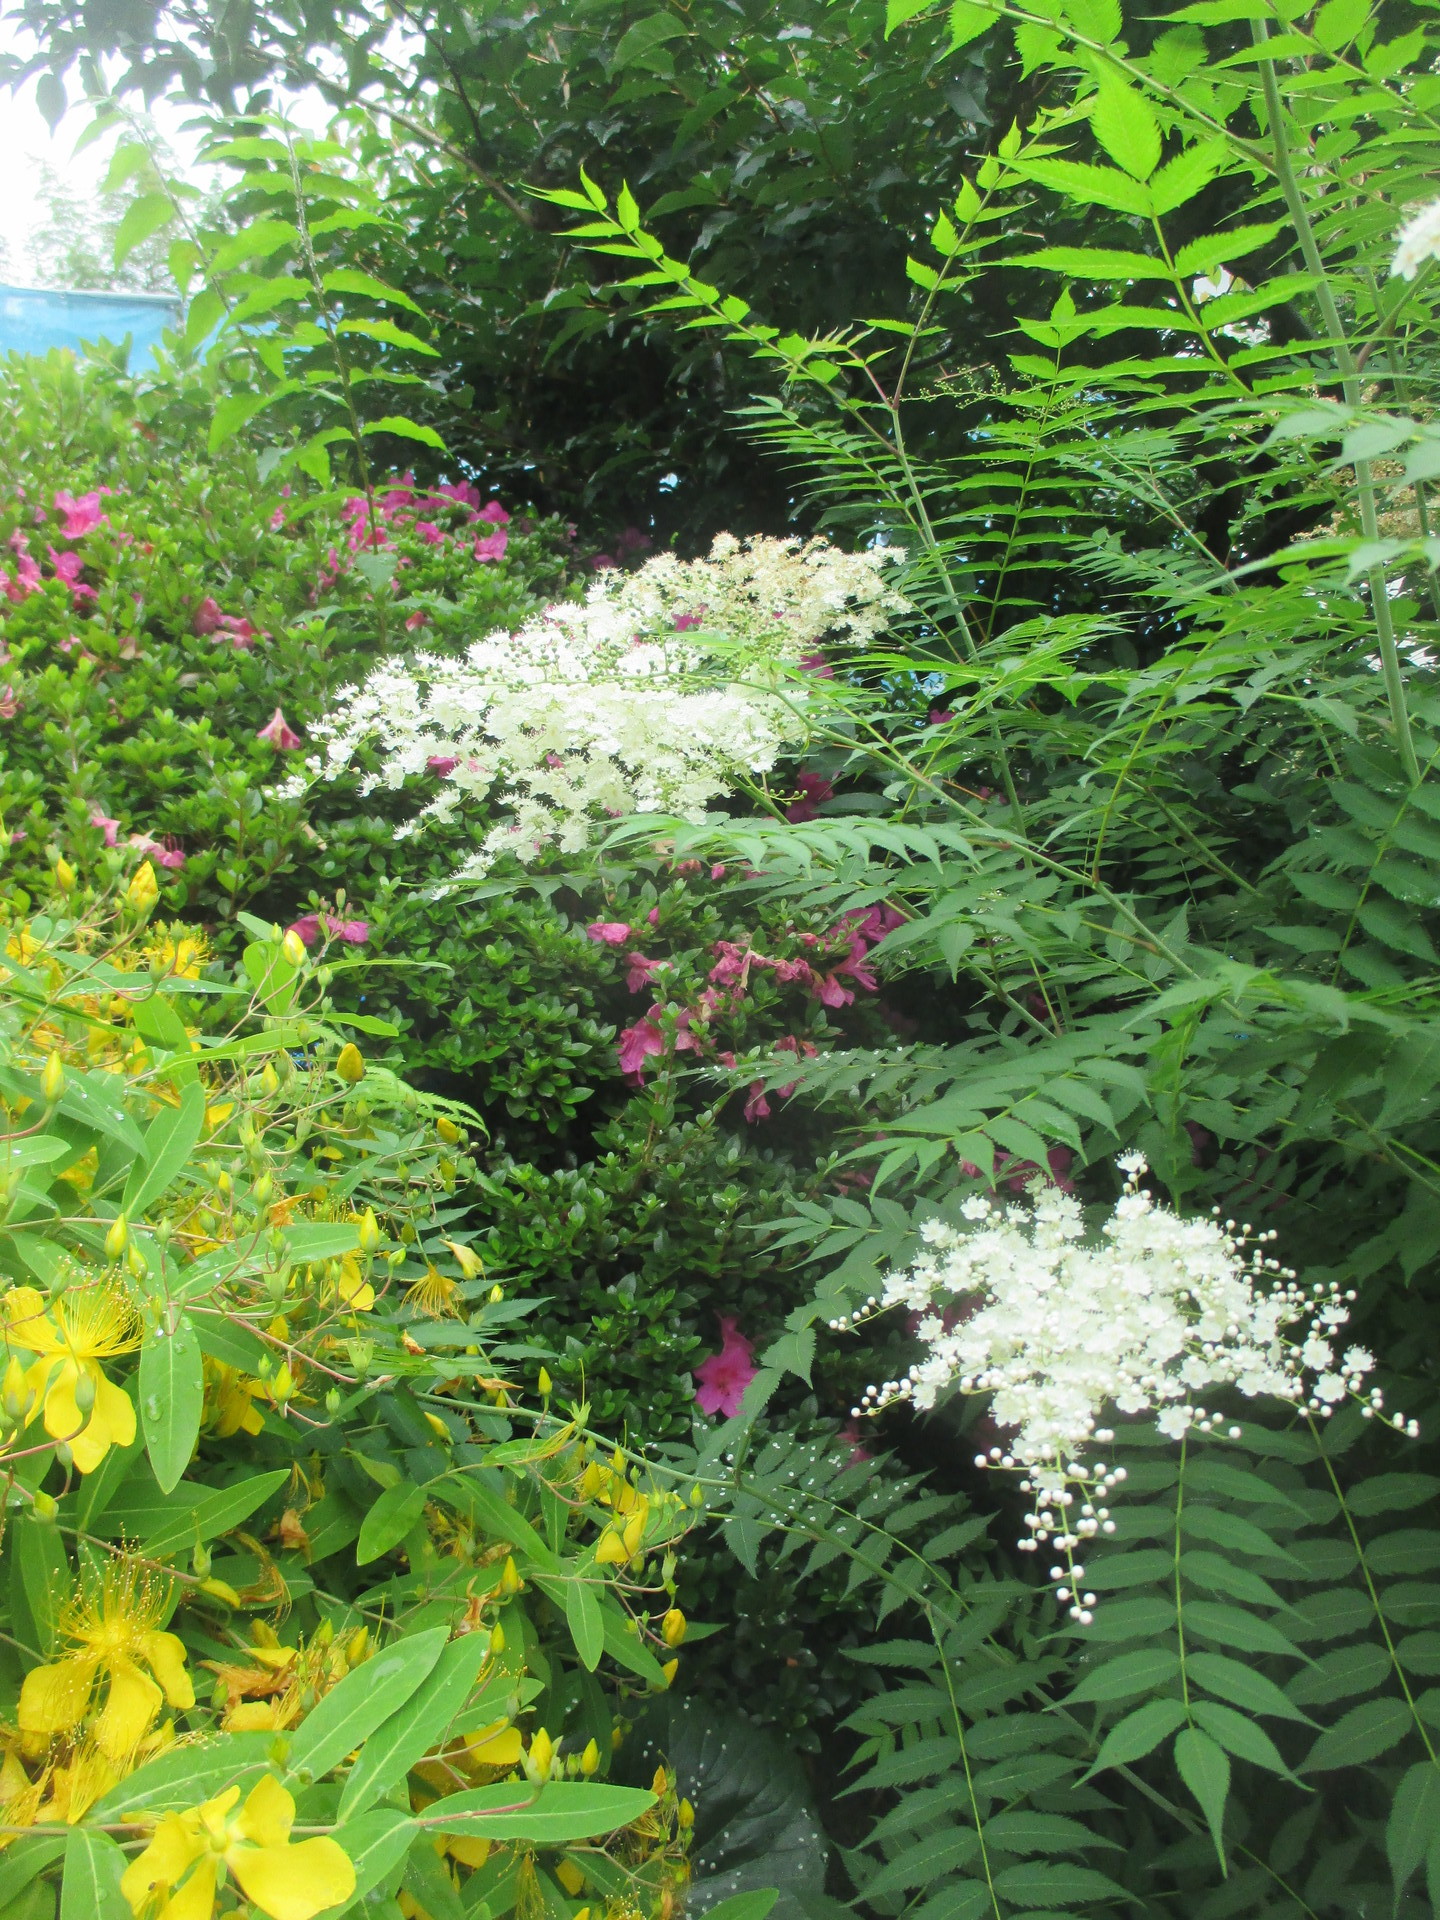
(260, 1061), (280, 1096)
(282, 930), (307, 967)
(580, 1738), (599, 1777)
(499, 1555), (522, 1596)
(336, 1042), (365, 1084)
(489, 1283), (503, 1303)
(126, 861), (160, 912)
(73, 1369), (97, 1415)
(661, 1608), (687, 1648)
(253, 1171), (274, 1206)
(677, 1798), (694, 1830)
(325, 1388), (342, 1416)
(357, 1209), (381, 1253)
(2, 1357), (31, 1424)
(651, 1766), (668, 1797)
(661, 1658), (678, 1688)
(526, 1728), (555, 1782)
(437, 1116), (461, 1144)
(443, 1239), (483, 1279)
(200, 1578), (241, 1607)
(347, 1626), (370, 1666)
(40, 1052), (65, 1106)
(537, 1367), (553, 1399)
(192, 1542), (212, 1577)
(270, 1361), (294, 1405)
(31, 1489), (58, 1522)
(489, 1622), (506, 1654)
(127, 1242), (148, 1279)
(104, 1213), (129, 1260)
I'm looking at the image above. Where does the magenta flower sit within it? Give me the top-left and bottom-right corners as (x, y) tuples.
(473, 527), (508, 563)
(270, 507), (287, 531)
(288, 915), (322, 946)
(928, 707), (955, 725)
(47, 548), (97, 603)
(405, 611), (430, 631)
(625, 953), (662, 993)
(693, 1316), (757, 1418)
(799, 651), (834, 679)
(328, 916), (369, 945)
(673, 611), (705, 632)
(89, 807), (120, 847)
(426, 754), (458, 775)
(1, 553), (41, 602)
(415, 521), (445, 546)
(586, 921), (632, 946)
(437, 481), (481, 510)
(0, 686), (19, 719)
(256, 707), (303, 749)
(477, 501), (510, 525)
(785, 772), (833, 823)
(617, 1018), (665, 1082)
(53, 488), (111, 538)
(742, 1082), (771, 1124)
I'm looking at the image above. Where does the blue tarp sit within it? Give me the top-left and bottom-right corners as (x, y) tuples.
(0, 284), (180, 365)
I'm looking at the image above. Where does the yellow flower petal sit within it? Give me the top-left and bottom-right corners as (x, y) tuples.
(229, 1840), (356, 1920)
(94, 1656), (163, 1760)
(234, 1772), (295, 1849)
(18, 1656), (94, 1736)
(465, 1723), (521, 1767)
(140, 1632), (195, 1711)
(121, 1813), (211, 1920)
(94, 1372), (138, 1450)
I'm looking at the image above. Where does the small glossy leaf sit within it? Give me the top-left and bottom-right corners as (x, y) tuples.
(139, 1316), (204, 1496)
(357, 1482), (430, 1565)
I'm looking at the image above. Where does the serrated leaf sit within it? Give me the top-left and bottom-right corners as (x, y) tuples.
(1065, 1647), (1181, 1704)
(1084, 1698), (1188, 1776)
(1091, 75), (1161, 180)
(1187, 1652), (1314, 1724)
(113, 193), (175, 267)
(1302, 1697), (1413, 1771)
(1388, 1760), (1440, 1899)
(1174, 1727), (1230, 1870)
(1191, 1701), (1292, 1776)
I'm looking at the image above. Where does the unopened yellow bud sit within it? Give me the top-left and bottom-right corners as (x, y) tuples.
(528, 1728), (554, 1781)
(661, 1659), (678, 1687)
(126, 861), (160, 911)
(538, 1367), (553, 1399)
(347, 1627), (370, 1666)
(690, 1485), (703, 1508)
(357, 1208), (381, 1252)
(104, 1213), (129, 1260)
(2, 1357), (31, 1424)
(490, 1622), (506, 1654)
(678, 1798), (694, 1830)
(651, 1766), (668, 1797)
(443, 1238), (483, 1279)
(200, 1578), (242, 1607)
(595, 1529), (628, 1566)
(580, 1738), (599, 1777)
(437, 1115), (461, 1144)
(53, 856), (77, 892)
(31, 1489), (58, 1522)
(127, 1242), (148, 1279)
(488, 1283), (503, 1303)
(269, 1361), (294, 1404)
(260, 1061), (280, 1096)
(499, 1555), (522, 1596)
(424, 1411), (450, 1440)
(661, 1608), (687, 1648)
(41, 1052), (65, 1106)
(281, 930), (307, 966)
(336, 1042), (365, 1084)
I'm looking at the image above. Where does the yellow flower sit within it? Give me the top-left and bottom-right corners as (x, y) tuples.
(18, 1560), (194, 1762)
(335, 1043), (365, 1084)
(442, 1238), (483, 1279)
(403, 1266), (458, 1319)
(5, 1283), (140, 1474)
(55, 1145), (99, 1194)
(145, 933), (208, 981)
(121, 1772), (355, 1920)
(126, 863), (160, 912)
(661, 1609), (687, 1648)
(335, 1256), (374, 1314)
(203, 1361), (265, 1439)
(465, 1721), (522, 1769)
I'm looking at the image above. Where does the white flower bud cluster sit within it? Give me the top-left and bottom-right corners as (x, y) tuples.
(831, 1155), (1414, 1624)
(285, 535), (908, 876)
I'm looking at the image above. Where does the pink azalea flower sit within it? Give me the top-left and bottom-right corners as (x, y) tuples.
(477, 501), (510, 525)
(436, 481), (481, 510)
(53, 488), (111, 538)
(270, 507), (287, 531)
(840, 1419), (874, 1467)
(0, 554), (41, 602)
(693, 1316), (757, 1419)
(326, 916), (369, 945)
(426, 754), (458, 775)
(814, 973), (855, 1009)
(742, 1082), (771, 1124)
(786, 771), (833, 823)
(625, 953), (662, 993)
(405, 611), (430, 631)
(288, 915), (322, 946)
(710, 864), (726, 880)
(646, 907), (660, 925)
(928, 707), (954, 725)
(845, 904), (905, 949)
(256, 707), (303, 749)
(586, 922), (632, 946)
(616, 525), (651, 556)
(128, 833), (185, 869)
(89, 807), (120, 847)
(473, 527), (508, 563)
(47, 548), (97, 603)
(617, 1018), (665, 1082)
(0, 686), (19, 719)
(415, 521), (445, 546)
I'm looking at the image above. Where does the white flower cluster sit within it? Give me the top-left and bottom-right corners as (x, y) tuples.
(289, 535), (907, 877)
(1391, 197), (1440, 281)
(834, 1155), (1413, 1625)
